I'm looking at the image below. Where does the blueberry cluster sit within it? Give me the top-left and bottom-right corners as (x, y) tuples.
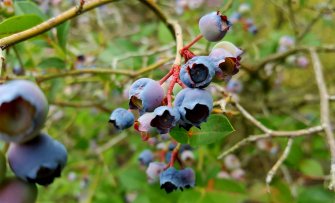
(138, 142), (196, 193)
(277, 35), (309, 68)
(109, 11), (242, 193)
(0, 80), (67, 202)
(229, 3), (258, 35)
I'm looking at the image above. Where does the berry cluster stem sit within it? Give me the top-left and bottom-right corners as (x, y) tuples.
(183, 34), (203, 50)
(165, 143), (181, 169)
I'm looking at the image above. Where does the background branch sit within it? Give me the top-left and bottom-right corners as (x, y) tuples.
(0, 0), (120, 49)
(310, 49), (335, 191)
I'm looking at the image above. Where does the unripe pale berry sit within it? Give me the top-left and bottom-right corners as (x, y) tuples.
(0, 177), (38, 203)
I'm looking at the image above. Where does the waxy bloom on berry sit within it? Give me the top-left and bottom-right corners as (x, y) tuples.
(109, 108), (135, 130)
(179, 56), (216, 88)
(129, 78), (164, 113)
(174, 88), (213, 130)
(8, 133), (67, 186)
(150, 106), (180, 134)
(199, 11), (231, 42)
(0, 80), (48, 143)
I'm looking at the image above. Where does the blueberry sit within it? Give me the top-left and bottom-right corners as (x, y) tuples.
(0, 152), (5, 184)
(179, 56), (216, 88)
(129, 78), (164, 113)
(209, 49), (239, 80)
(199, 11), (231, 42)
(146, 162), (165, 183)
(135, 113), (156, 134)
(150, 106), (180, 134)
(248, 25), (258, 35)
(296, 55), (309, 68)
(138, 150), (154, 167)
(211, 41), (243, 58)
(8, 133), (67, 186)
(178, 168), (195, 190)
(279, 35), (295, 48)
(159, 167), (181, 193)
(174, 88), (213, 129)
(180, 150), (195, 163)
(12, 65), (25, 76)
(226, 79), (243, 94)
(0, 177), (37, 203)
(109, 108), (135, 130)
(0, 80), (48, 143)
(224, 154), (241, 170)
(229, 12), (241, 24)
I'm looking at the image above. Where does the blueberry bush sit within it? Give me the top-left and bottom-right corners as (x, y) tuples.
(0, 0), (335, 202)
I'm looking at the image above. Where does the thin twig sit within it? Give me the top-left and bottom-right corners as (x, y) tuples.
(217, 101), (323, 159)
(287, 0), (299, 37)
(221, 0), (234, 13)
(249, 45), (335, 71)
(139, 0), (183, 66)
(35, 58), (170, 83)
(0, 0), (119, 49)
(0, 49), (6, 77)
(329, 95), (335, 101)
(266, 138), (293, 192)
(310, 48), (335, 191)
(297, 0), (332, 42)
(95, 133), (127, 154)
(51, 100), (111, 113)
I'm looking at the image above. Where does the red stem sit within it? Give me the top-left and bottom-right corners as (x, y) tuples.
(183, 34), (203, 50)
(159, 68), (174, 85)
(164, 143), (181, 169)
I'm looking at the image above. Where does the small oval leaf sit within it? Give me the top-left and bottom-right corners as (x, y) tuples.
(170, 114), (234, 146)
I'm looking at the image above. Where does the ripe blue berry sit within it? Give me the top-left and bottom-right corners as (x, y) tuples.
(129, 78), (164, 113)
(0, 178), (37, 203)
(146, 162), (165, 183)
(179, 168), (195, 190)
(174, 88), (213, 129)
(179, 56), (216, 88)
(109, 108), (135, 130)
(230, 12), (241, 24)
(8, 133), (67, 186)
(0, 80), (48, 143)
(226, 79), (243, 94)
(150, 106), (180, 134)
(199, 11), (231, 42)
(138, 149), (154, 166)
(160, 167), (180, 193)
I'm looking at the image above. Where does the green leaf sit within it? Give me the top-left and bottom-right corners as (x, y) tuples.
(170, 114), (234, 146)
(299, 159), (324, 177)
(14, 1), (48, 20)
(297, 186), (335, 203)
(38, 57), (66, 69)
(0, 14), (43, 38)
(57, 21), (70, 51)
